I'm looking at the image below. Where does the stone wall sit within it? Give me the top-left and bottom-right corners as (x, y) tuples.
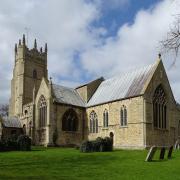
(2, 128), (22, 139)
(76, 77), (104, 102)
(86, 96), (145, 149)
(20, 102), (34, 139)
(54, 104), (85, 146)
(144, 60), (179, 147)
(34, 78), (51, 146)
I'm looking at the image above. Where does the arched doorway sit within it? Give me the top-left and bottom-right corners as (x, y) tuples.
(109, 132), (114, 145)
(23, 124), (26, 135)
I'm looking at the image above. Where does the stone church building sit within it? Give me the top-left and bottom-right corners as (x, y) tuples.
(9, 35), (180, 149)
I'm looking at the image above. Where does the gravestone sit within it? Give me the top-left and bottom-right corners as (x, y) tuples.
(174, 139), (180, 150)
(145, 146), (157, 162)
(167, 146), (173, 159)
(159, 147), (166, 160)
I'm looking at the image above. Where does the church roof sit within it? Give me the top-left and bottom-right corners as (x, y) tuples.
(87, 62), (157, 107)
(1, 116), (22, 128)
(52, 84), (86, 107)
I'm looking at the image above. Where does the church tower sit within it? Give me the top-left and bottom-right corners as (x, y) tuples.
(9, 35), (48, 117)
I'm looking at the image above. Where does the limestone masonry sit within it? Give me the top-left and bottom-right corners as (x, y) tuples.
(8, 35), (180, 149)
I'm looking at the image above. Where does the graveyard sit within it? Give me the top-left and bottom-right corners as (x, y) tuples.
(0, 147), (179, 180)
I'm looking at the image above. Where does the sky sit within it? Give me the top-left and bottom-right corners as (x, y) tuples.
(0, 0), (180, 104)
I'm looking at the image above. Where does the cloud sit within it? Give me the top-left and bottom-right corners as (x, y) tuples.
(0, 0), (101, 104)
(80, 0), (180, 101)
(0, 0), (180, 105)
(90, 0), (130, 10)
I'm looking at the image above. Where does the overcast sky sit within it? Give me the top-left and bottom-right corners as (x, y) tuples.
(0, 0), (180, 104)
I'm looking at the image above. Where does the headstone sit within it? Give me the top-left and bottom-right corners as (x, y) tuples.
(174, 139), (180, 150)
(145, 146), (157, 162)
(159, 147), (166, 160)
(167, 146), (173, 159)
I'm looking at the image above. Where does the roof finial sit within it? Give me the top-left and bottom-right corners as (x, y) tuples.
(34, 39), (37, 49)
(19, 39), (21, 46)
(158, 53), (162, 60)
(50, 77), (52, 85)
(45, 43), (47, 53)
(23, 34), (26, 45)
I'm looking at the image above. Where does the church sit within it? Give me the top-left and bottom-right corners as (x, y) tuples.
(8, 35), (180, 149)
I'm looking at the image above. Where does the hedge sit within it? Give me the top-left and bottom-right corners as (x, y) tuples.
(0, 135), (31, 152)
(80, 137), (113, 153)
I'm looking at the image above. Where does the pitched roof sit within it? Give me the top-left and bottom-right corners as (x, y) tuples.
(87, 62), (157, 107)
(52, 84), (86, 107)
(1, 116), (22, 128)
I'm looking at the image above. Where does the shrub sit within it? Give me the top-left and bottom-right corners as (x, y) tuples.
(0, 140), (6, 151)
(80, 137), (113, 153)
(103, 137), (113, 152)
(6, 137), (18, 151)
(80, 141), (92, 153)
(0, 135), (18, 151)
(17, 135), (31, 151)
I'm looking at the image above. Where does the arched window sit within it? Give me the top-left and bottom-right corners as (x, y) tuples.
(153, 85), (167, 129)
(103, 109), (109, 128)
(24, 110), (28, 115)
(33, 69), (37, 79)
(120, 106), (127, 126)
(39, 95), (47, 128)
(62, 109), (78, 131)
(90, 111), (98, 133)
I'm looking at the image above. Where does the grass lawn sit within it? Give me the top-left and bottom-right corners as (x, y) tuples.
(0, 147), (179, 180)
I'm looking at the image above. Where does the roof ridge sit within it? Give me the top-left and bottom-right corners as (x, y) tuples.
(103, 62), (156, 83)
(52, 83), (74, 90)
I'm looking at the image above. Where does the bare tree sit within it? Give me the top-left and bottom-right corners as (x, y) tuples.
(160, 0), (180, 64)
(161, 15), (180, 56)
(0, 104), (9, 117)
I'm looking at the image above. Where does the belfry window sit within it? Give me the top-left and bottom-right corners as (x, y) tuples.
(120, 106), (127, 126)
(90, 111), (98, 133)
(39, 95), (47, 128)
(153, 85), (167, 129)
(62, 109), (78, 131)
(103, 109), (109, 128)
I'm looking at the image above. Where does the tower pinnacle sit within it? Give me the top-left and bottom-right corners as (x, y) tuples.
(23, 34), (26, 45)
(34, 39), (37, 49)
(45, 43), (47, 53)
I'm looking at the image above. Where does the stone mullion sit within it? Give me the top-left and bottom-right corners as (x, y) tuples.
(162, 104), (164, 129)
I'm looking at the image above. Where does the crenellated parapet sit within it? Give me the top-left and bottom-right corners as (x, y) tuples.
(14, 34), (47, 64)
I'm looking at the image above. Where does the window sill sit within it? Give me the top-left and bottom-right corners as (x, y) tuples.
(102, 127), (109, 130)
(154, 128), (168, 131)
(119, 126), (128, 128)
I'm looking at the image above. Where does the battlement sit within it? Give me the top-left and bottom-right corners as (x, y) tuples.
(15, 34), (47, 63)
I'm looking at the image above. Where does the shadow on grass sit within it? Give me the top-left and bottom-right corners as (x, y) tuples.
(147, 156), (174, 162)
